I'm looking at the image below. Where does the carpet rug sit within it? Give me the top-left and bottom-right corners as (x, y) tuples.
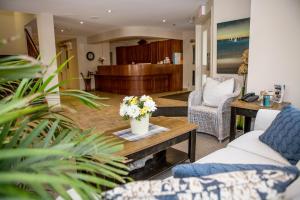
(160, 92), (191, 102)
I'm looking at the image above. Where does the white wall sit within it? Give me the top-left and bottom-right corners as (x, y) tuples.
(0, 11), (34, 55)
(182, 31), (195, 90)
(247, 0), (300, 107)
(212, 0), (251, 78)
(76, 37), (110, 90)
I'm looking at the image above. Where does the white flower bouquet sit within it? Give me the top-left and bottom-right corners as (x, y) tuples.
(120, 95), (157, 120)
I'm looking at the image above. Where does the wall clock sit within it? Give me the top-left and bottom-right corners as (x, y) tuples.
(86, 52), (95, 61)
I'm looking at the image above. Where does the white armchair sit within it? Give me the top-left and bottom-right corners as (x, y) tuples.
(188, 78), (241, 142)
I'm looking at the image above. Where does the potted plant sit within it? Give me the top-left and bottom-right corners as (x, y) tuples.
(238, 49), (249, 96)
(0, 53), (129, 199)
(120, 95), (157, 135)
(237, 49), (249, 130)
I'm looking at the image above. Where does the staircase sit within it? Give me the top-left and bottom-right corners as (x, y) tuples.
(24, 28), (39, 58)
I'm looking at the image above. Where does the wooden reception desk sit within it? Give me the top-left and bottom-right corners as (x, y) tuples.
(95, 64), (183, 95)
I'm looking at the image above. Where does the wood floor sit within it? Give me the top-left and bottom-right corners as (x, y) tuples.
(62, 91), (226, 179)
(62, 91), (187, 133)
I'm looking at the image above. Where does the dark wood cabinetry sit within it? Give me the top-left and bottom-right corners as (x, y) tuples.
(95, 64), (183, 95)
(116, 39), (182, 65)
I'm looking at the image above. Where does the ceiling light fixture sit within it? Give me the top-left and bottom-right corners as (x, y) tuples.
(80, 21), (84, 24)
(162, 19), (166, 23)
(107, 9), (112, 13)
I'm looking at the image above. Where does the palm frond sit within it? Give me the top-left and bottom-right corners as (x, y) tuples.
(0, 53), (129, 199)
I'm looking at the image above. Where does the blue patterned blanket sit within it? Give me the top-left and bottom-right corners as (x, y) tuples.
(104, 164), (299, 200)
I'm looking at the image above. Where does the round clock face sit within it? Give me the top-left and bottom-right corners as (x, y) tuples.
(86, 52), (95, 61)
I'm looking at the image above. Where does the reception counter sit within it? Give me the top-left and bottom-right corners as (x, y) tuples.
(94, 64), (183, 95)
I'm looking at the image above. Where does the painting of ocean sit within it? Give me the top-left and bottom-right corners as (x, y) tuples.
(217, 18), (250, 74)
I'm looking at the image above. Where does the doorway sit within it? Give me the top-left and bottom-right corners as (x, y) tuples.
(57, 40), (80, 90)
(58, 45), (69, 89)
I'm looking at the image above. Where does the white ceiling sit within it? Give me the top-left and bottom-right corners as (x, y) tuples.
(0, 0), (207, 37)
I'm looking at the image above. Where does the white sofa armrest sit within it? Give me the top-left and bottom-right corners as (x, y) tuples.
(254, 109), (280, 131)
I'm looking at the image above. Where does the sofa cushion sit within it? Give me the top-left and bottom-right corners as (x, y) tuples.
(203, 78), (234, 107)
(104, 167), (299, 200)
(172, 163), (297, 178)
(259, 105), (300, 165)
(228, 130), (290, 165)
(196, 146), (286, 165)
(254, 109), (280, 131)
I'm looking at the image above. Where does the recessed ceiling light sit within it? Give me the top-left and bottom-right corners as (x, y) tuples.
(80, 21), (84, 24)
(162, 19), (166, 23)
(61, 29), (64, 32)
(107, 9), (112, 13)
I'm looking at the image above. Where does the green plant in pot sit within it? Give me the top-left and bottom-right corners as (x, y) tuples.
(236, 49), (249, 130)
(238, 49), (249, 96)
(0, 53), (129, 199)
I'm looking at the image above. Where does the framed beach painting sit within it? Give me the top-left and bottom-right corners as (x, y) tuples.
(217, 18), (250, 74)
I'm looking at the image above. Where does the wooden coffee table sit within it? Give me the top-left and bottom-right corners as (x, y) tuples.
(104, 116), (198, 180)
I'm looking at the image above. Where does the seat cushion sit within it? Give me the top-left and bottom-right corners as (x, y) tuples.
(203, 77), (234, 107)
(259, 105), (300, 165)
(189, 105), (218, 135)
(228, 130), (290, 165)
(196, 146), (286, 166)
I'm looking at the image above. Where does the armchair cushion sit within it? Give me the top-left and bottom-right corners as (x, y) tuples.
(259, 105), (300, 165)
(203, 77), (234, 107)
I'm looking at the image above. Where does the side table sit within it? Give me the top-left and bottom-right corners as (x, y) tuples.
(229, 100), (290, 141)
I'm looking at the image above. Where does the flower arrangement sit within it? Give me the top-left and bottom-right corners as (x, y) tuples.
(120, 95), (157, 120)
(238, 49), (249, 96)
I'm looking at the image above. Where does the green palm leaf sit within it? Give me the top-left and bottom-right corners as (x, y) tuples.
(0, 53), (129, 199)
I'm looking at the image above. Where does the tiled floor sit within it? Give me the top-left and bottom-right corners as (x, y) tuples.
(62, 91), (227, 179)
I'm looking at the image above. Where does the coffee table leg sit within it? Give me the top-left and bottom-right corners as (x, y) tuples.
(188, 130), (196, 162)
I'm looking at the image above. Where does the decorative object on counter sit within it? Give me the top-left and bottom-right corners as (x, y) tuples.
(263, 94), (271, 107)
(86, 51), (95, 61)
(163, 57), (171, 64)
(273, 84), (285, 103)
(120, 95), (157, 135)
(98, 57), (105, 65)
(260, 90), (274, 107)
(80, 71), (94, 91)
(238, 48), (249, 96)
(173, 52), (182, 64)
